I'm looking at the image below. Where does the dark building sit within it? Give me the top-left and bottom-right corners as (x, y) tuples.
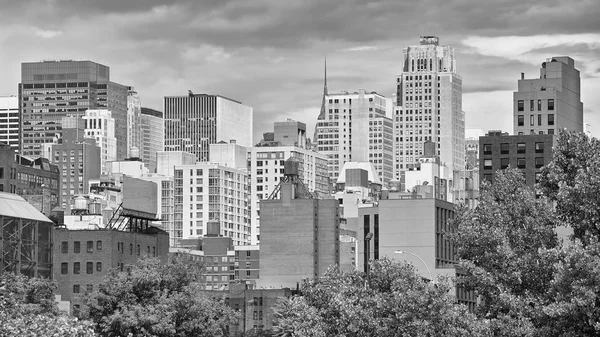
(479, 131), (555, 189)
(20, 60), (128, 159)
(0, 192), (54, 278)
(53, 227), (169, 313)
(0, 143), (60, 214)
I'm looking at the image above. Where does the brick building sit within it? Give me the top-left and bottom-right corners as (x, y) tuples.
(53, 227), (169, 313)
(478, 131), (555, 189)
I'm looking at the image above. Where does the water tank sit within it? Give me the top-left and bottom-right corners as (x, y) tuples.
(73, 195), (88, 211)
(130, 146), (140, 159)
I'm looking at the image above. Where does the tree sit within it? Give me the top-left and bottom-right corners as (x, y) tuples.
(272, 258), (487, 337)
(0, 272), (96, 336)
(84, 254), (238, 337)
(539, 130), (600, 244)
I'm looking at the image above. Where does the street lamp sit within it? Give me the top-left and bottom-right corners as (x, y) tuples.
(394, 250), (433, 282)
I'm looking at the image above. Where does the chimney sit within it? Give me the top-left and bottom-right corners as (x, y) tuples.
(521, 72), (525, 80)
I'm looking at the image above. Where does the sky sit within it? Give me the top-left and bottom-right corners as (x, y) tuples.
(0, 0), (599, 142)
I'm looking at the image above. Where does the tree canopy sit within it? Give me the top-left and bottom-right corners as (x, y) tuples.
(84, 254), (238, 337)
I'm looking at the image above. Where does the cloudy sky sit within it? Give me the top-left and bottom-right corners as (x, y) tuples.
(1, 0), (599, 141)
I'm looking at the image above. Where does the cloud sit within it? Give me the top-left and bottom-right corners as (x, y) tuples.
(340, 46), (379, 52)
(33, 28), (62, 38)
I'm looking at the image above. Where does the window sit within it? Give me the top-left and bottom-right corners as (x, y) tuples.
(96, 262), (102, 272)
(538, 114), (542, 126)
(483, 174), (493, 182)
(61, 241), (68, 254)
(96, 241), (102, 250)
(73, 262), (80, 274)
(73, 285), (80, 294)
(548, 129), (555, 135)
(246, 270), (251, 277)
(548, 99), (554, 111)
(517, 115), (524, 126)
(500, 143), (509, 154)
(517, 143), (526, 154)
(483, 159), (492, 170)
(517, 158), (526, 169)
(246, 251), (251, 257)
(535, 157), (544, 169)
(61, 263), (68, 274)
(137, 245), (140, 256)
(87, 241), (93, 253)
(74, 241), (80, 253)
(530, 100), (534, 111)
(483, 144), (492, 155)
(548, 114), (554, 126)
(500, 158), (509, 169)
(535, 142), (544, 153)
(517, 100), (524, 111)
(530, 115), (534, 126)
(86, 262), (93, 274)
(537, 99), (542, 111)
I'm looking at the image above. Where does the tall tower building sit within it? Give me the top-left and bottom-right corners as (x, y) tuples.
(0, 96), (19, 149)
(393, 36), (465, 178)
(127, 86), (142, 157)
(19, 60), (128, 159)
(83, 109), (116, 174)
(513, 56), (583, 135)
(315, 89), (393, 183)
(140, 107), (164, 173)
(164, 93), (253, 162)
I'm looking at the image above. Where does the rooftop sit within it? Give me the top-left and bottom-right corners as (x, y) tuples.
(0, 192), (52, 223)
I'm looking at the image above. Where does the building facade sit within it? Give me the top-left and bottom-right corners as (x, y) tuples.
(19, 60), (128, 159)
(0, 192), (54, 278)
(393, 36), (465, 178)
(0, 96), (19, 149)
(513, 57), (583, 135)
(172, 163), (249, 247)
(479, 131), (555, 190)
(164, 93), (253, 162)
(83, 109), (116, 174)
(140, 107), (164, 173)
(315, 89), (393, 183)
(127, 87), (142, 157)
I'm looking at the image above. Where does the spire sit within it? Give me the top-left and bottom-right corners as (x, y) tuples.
(324, 55), (328, 96)
(316, 56), (328, 121)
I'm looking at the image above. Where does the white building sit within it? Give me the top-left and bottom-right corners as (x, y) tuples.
(0, 96), (19, 149)
(164, 93), (253, 162)
(127, 87), (142, 158)
(173, 163), (249, 246)
(393, 36), (465, 178)
(248, 145), (329, 244)
(156, 151), (196, 176)
(140, 107), (164, 173)
(83, 109), (117, 174)
(314, 89), (393, 184)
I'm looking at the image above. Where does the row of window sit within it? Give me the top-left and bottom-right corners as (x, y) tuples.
(517, 114), (554, 126)
(60, 240), (102, 254)
(482, 142), (544, 155)
(60, 261), (102, 275)
(483, 157), (545, 170)
(517, 99), (554, 112)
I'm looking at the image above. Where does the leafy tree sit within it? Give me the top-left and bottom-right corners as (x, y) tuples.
(539, 130), (600, 244)
(0, 272), (96, 336)
(84, 254), (238, 337)
(272, 258), (487, 337)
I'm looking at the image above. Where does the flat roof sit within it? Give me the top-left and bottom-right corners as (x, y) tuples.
(0, 192), (52, 222)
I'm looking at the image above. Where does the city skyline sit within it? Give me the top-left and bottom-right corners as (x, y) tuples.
(0, 1), (599, 142)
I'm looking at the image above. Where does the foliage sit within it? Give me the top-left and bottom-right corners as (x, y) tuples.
(539, 130), (600, 244)
(0, 272), (97, 336)
(272, 258), (487, 337)
(84, 254), (238, 337)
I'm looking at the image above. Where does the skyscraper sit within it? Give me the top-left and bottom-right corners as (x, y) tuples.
(19, 60), (128, 159)
(0, 96), (19, 149)
(314, 89), (393, 183)
(140, 107), (164, 173)
(513, 56), (583, 135)
(127, 86), (142, 157)
(393, 36), (465, 178)
(164, 93), (253, 162)
(83, 109), (116, 174)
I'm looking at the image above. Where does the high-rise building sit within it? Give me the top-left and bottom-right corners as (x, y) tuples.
(172, 163), (249, 247)
(19, 60), (128, 159)
(42, 116), (101, 213)
(140, 107), (164, 173)
(0, 96), (19, 149)
(164, 93), (253, 162)
(513, 56), (583, 135)
(127, 87), (142, 157)
(83, 109), (116, 174)
(314, 89), (393, 183)
(393, 36), (465, 178)
(274, 119), (306, 147)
